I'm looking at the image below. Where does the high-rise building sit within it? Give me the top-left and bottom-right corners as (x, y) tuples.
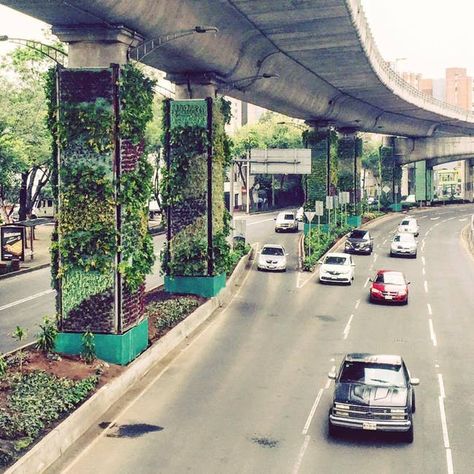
(445, 67), (472, 111)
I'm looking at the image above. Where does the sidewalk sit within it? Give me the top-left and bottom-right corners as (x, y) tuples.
(0, 223), (54, 280)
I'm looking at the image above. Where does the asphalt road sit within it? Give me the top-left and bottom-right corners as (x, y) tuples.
(0, 210), (286, 353)
(47, 204), (474, 474)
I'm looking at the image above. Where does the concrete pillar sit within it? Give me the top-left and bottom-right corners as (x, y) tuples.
(381, 136), (402, 208)
(337, 128), (361, 207)
(51, 26), (152, 365)
(162, 73), (228, 297)
(52, 25), (141, 67)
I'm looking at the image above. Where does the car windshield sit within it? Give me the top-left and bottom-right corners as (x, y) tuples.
(375, 272), (405, 285)
(394, 234), (414, 243)
(349, 230), (367, 239)
(284, 214), (294, 220)
(339, 361), (407, 387)
(325, 256), (348, 265)
(261, 247), (284, 256)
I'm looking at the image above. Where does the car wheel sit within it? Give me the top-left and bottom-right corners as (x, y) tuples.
(412, 252), (417, 259)
(402, 424), (414, 443)
(390, 252), (394, 257)
(403, 298), (409, 306)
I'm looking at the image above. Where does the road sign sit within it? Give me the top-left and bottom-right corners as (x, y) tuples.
(382, 185), (390, 193)
(334, 195), (339, 208)
(315, 201), (324, 216)
(250, 149), (311, 174)
(339, 191), (350, 204)
(326, 196), (333, 210)
(304, 211), (316, 222)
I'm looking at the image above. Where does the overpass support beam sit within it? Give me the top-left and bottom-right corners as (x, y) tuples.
(337, 128), (362, 209)
(303, 122), (337, 227)
(50, 26), (153, 365)
(381, 136), (403, 210)
(161, 73), (230, 298)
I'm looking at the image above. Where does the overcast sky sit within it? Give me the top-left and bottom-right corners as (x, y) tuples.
(0, 1), (473, 79)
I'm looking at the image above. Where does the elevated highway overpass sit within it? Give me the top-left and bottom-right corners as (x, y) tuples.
(2, 0), (474, 139)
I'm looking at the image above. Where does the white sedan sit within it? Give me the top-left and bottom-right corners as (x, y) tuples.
(257, 244), (288, 271)
(319, 253), (355, 285)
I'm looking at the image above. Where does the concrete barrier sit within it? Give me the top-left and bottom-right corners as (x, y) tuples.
(5, 249), (253, 474)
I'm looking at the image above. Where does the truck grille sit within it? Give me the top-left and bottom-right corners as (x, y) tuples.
(333, 403), (407, 420)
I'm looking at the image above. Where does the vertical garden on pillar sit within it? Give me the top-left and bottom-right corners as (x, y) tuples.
(161, 97), (232, 298)
(47, 64), (155, 364)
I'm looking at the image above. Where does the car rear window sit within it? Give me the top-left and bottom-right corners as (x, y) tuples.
(349, 230), (366, 239)
(340, 361), (406, 387)
(375, 272), (406, 285)
(325, 256), (348, 265)
(284, 214), (294, 220)
(394, 234), (415, 242)
(261, 247), (284, 256)
(400, 220), (410, 226)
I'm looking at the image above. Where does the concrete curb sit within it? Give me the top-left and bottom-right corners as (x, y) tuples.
(0, 263), (50, 281)
(5, 250), (253, 474)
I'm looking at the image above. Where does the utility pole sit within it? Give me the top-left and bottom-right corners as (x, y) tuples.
(229, 160), (235, 218)
(246, 149), (250, 214)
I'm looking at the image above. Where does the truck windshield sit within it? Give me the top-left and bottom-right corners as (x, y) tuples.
(339, 362), (406, 387)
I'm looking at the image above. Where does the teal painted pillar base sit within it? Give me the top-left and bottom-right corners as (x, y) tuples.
(304, 223), (330, 235)
(347, 215), (362, 227)
(164, 273), (226, 298)
(55, 318), (149, 366)
(389, 203), (402, 212)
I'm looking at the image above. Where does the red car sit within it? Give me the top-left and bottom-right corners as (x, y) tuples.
(369, 270), (410, 305)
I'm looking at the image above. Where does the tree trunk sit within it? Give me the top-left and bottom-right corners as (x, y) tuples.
(19, 172), (28, 221)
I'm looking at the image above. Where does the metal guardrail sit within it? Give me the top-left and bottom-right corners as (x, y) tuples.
(348, 0), (474, 123)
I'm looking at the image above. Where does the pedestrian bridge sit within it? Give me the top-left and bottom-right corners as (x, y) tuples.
(2, 0), (474, 138)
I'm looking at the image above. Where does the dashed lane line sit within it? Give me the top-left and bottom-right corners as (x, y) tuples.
(354, 299), (360, 310)
(427, 303), (433, 315)
(424, 281), (429, 293)
(302, 388), (324, 435)
(429, 318), (437, 347)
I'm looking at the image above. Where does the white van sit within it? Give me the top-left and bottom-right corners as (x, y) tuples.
(32, 199), (55, 218)
(397, 217), (419, 237)
(274, 211), (298, 233)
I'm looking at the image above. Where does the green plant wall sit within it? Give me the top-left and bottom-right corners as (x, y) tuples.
(161, 97), (231, 277)
(302, 129), (338, 222)
(48, 65), (155, 334)
(380, 145), (402, 205)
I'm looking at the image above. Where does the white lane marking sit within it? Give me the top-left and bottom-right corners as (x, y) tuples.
(438, 374), (446, 399)
(446, 448), (454, 474)
(424, 281), (429, 293)
(429, 319), (438, 347)
(430, 217), (440, 220)
(459, 218), (467, 222)
(364, 277), (370, 288)
(373, 253), (378, 262)
(302, 389), (324, 435)
(427, 303), (432, 315)
(343, 314), (354, 340)
(439, 396), (450, 448)
(0, 289), (54, 312)
(422, 268), (426, 276)
(382, 239), (387, 245)
(354, 299), (360, 310)
(292, 435), (311, 474)
(425, 230), (431, 236)
(421, 256), (426, 266)
(324, 378), (331, 389)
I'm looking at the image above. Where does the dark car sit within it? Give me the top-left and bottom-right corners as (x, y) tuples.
(345, 229), (373, 255)
(369, 270), (410, 305)
(328, 353), (419, 442)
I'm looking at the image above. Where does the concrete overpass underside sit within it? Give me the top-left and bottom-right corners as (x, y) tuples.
(2, 0), (474, 139)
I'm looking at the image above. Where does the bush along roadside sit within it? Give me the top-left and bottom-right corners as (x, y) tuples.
(302, 210), (386, 271)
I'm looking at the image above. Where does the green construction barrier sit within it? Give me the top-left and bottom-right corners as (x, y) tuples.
(164, 273), (226, 298)
(55, 318), (149, 366)
(304, 223), (330, 235)
(347, 215), (362, 227)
